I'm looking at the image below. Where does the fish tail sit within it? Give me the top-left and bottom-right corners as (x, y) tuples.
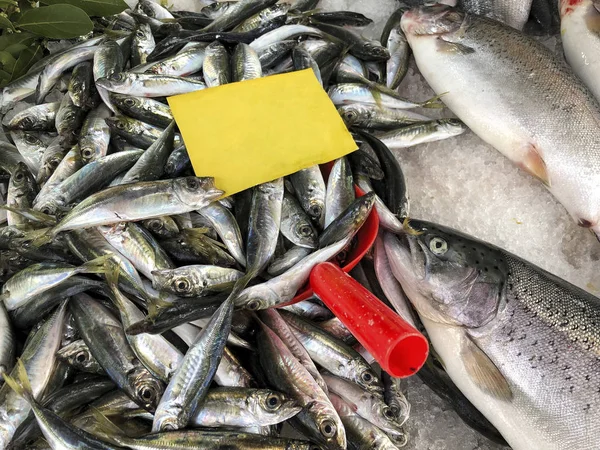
(22, 227), (55, 248)
(3, 359), (34, 403)
(88, 407), (129, 445)
(421, 92), (447, 108)
(0, 205), (56, 226)
(78, 255), (112, 275)
(104, 259), (121, 290)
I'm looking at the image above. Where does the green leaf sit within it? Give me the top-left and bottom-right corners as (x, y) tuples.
(16, 5), (93, 38)
(0, 31), (35, 51)
(0, 50), (16, 72)
(40, 0), (127, 17)
(0, 0), (18, 7)
(0, 69), (11, 80)
(10, 42), (41, 80)
(0, 15), (16, 31)
(4, 43), (28, 57)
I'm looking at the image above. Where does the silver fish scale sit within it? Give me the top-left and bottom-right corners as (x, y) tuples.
(471, 254), (600, 447)
(458, 0), (533, 29)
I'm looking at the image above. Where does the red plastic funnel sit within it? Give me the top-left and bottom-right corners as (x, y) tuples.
(310, 262), (429, 378)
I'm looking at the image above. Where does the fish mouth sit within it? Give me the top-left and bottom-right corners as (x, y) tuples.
(401, 5), (465, 37)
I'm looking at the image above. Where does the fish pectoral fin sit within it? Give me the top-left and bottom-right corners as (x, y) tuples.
(436, 37), (475, 55)
(586, 7), (600, 34)
(517, 142), (550, 187)
(461, 334), (513, 401)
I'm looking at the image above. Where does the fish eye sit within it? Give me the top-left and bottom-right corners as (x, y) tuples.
(49, 159), (60, 168)
(383, 407), (396, 419)
(185, 178), (199, 190)
(138, 386), (157, 404)
(124, 98), (135, 106)
(246, 299), (261, 310)
(149, 220), (161, 231)
(75, 352), (88, 363)
(173, 278), (190, 292)
(266, 395), (280, 409)
(24, 134), (40, 145)
(360, 371), (373, 383)
(319, 420), (336, 438)
(115, 121), (126, 130)
(13, 172), (24, 183)
(298, 224), (312, 236)
(429, 237), (448, 255)
(309, 204), (322, 218)
(81, 148), (94, 159)
(344, 110), (357, 122)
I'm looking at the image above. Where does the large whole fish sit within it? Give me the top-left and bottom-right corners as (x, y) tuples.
(385, 219), (600, 450)
(402, 4), (600, 239)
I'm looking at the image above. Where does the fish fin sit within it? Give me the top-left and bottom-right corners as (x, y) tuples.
(436, 37), (475, 55)
(125, 320), (149, 336)
(77, 255), (112, 275)
(461, 334), (512, 401)
(3, 359), (34, 403)
(420, 92), (447, 109)
(21, 227), (54, 247)
(104, 260), (121, 290)
(0, 205), (56, 225)
(518, 142), (550, 187)
(88, 407), (129, 445)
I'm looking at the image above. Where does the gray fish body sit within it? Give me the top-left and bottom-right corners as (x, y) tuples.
(202, 0), (278, 32)
(147, 45), (206, 77)
(338, 103), (430, 131)
(324, 157), (354, 228)
(385, 220), (600, 450)
(51, 177), (221, 234)
(258, 320), (346, 450)
(68, 62), (93, 108)
(1, 70), (41, 113)
(70, 294), (164, 411)
(96, 72), (206, 97)
(0, 302), (14, 382)
(37, 137), (67, 186)
(79, 105), (111, 164)
(33, 146), (82, 212)
(281, 191), (318, 249)
(377, 119), (467, 150)
(319, 193), (375, 248)
(55, 93), (84, 140)
(93, 40), (125, 113)
(199, 201), (246, 267)
(132, 23), (156, 67)
(386, 26), (410, 90)
(8, 102), (60, 131)
(7, 162), (37, 228)
(203, 41), (231, 87)
(34, 149), (144, 216)
(152, 265), (243, 297)
(10, 131), (53, 175)
(110, 94), (173, 128)
(403, 5), (600, 237)
(153, 297), (234, 431)
(214, 347), (256, 388)
(36, 46), (97, 104)
(267, 245), (312, 276)
(290, 166), (326, 230)
(190, 387), (301, 428)
(0, 303), (66, 448)
(232, 43), (262, 81)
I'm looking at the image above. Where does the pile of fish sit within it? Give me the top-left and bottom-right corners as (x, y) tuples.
(0, 1), (469, 449)
(1, 0), (600, 449)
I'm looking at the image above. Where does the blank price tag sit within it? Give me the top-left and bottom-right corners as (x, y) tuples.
(168, 69), (357, 196)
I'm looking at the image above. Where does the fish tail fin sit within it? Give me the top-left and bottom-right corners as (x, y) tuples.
(3, 359), (34, 403)
(21, 227), (54, 247)
(77, 255), (112, 275)
(421, 92), (447, 108)
(104, 259), (121, 291)
(88, 407), (129, 445)
(0, 205), (56, 226)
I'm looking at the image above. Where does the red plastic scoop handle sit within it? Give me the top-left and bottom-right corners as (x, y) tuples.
(310, 262), (429, 378)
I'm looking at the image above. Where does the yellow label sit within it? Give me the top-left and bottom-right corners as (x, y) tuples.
(168, 69), (357, 196)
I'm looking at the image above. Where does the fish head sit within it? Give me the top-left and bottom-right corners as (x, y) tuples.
(337, 104), (372, 127)
(347, 192), (376, 226)
(234, 284), (280, 311)
(142, 217), (179, 238)
(135, 22), (154, 41)
(105, 115), (138, 135)
(129, 366), (164, 411)
(363, 40), (391, 60)
(253, 390), (302, 420)
(401, 5), (467, 37)
(293, 220), (318, 248)
(347, 358), (383, 394)
(9, 162), (36, 197)
(96, 72), (134, 94)
(385, 220), (507, 329)
(304, 400), (346, 450)
(56, 339), (103, 374)
(151, 268), (195, 296)
(173, 177), (223, 208)
(108, 93), (140, 112)
(438, 118), (467, 136)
